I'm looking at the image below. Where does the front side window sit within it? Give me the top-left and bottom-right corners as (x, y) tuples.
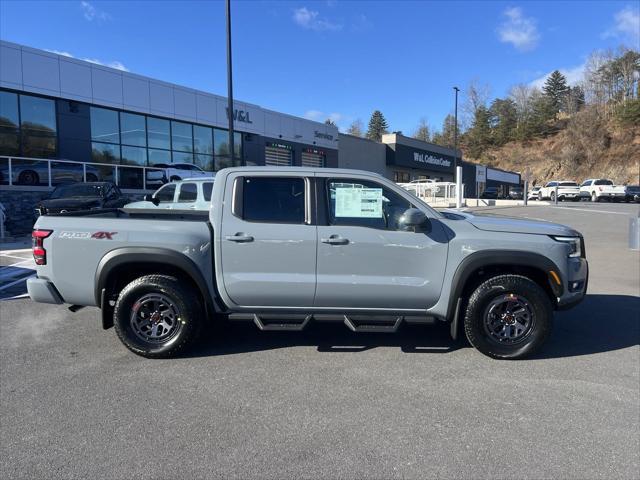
(178, 183), (197, 201)
(155, 184), (176, 203)
(327, 179), (413, 231)
(241, 177), (305, 223)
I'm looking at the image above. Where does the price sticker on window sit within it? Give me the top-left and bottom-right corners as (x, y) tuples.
(335, 187), (383, 218)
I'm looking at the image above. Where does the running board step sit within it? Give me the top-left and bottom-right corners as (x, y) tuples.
(250, 314), (312, 331)
(343, 315), (402, 333)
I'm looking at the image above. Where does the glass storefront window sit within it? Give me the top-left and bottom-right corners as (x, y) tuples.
(0, 157), (9, 184)
(148, 148), (171, 166)
(0, 91), (20, 155)
(120, 112), (146, 147)
(215, 155), (235, 171)
(195, 154), (214, 172)
(172, 151), (193, 164)
(91, 142), (120, 164)
(213, 129), (242, 158)
(147, 117), (170, 149)
(51, 161), (86, 185)
(193, 125), (213, 155)
(20, 95), (57, 158)
(11, 159), (49, 186)
(121, 145), (147, 166)
(90, 107), (119, 144)
(171, 121), (192, 152)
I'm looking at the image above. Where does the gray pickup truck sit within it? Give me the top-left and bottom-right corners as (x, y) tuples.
(27, 167), (588, 359)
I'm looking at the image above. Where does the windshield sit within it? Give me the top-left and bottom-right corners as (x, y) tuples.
(559, 182), (578, 187)
(50, 184), (104, 199)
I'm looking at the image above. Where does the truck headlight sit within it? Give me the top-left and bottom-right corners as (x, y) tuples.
(552, 236), (582, 258)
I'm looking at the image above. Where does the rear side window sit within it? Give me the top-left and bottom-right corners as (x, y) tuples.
(155, 184), (176, 203)
(242, 177), (305, 223)
(202, 182), (213, 201)
(178, 183), (197, 201)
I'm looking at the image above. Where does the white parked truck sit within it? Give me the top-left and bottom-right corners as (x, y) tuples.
(538, 181), (580, 202)
(579, 179), (626, 202)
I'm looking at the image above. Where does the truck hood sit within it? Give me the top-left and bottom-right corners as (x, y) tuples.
(448, 210), (579, 236)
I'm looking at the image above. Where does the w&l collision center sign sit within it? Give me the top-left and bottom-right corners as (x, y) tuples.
(386, 143), (455, 173)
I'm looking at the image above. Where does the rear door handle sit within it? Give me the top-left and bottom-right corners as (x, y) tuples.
(225, 233), (254, 243)
(321, 235), (349, 245)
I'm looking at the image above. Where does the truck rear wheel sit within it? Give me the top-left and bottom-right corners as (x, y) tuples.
(113, 274), (203, 358)
(463, 274), (553, 359)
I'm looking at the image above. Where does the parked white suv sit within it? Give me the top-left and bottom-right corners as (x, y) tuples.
(146, 163), (214, 185)
(538, 181), (580, 202)
(125, 178), (215, 211)
(579, 179), (626, 202)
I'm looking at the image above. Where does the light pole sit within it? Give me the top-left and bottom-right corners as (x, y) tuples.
(453, 86), (459, 173)
(453, 86), (461, 208)
(225, 0), (235, 166)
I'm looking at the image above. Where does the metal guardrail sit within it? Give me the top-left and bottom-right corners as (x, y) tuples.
(398, 182), (465, 206)
(0, 156), (166, 191)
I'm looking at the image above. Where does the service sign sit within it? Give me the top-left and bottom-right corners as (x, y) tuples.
(388, 144), (455, 173)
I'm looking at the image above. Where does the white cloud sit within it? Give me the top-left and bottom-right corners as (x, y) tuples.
(80, 1), (111, 22)
(529, 62), (586, 90)
(45, 49), (73, 58)
(498, 7), (540, 52)
(304, 110), (344, 124)
(293, 7), (342, 31)
(45, 49), (128, 71)
(602, 5), (640, 47)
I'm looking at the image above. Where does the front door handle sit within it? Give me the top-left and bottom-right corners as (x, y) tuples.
(225, 233), (254, 243)
(321, 235), (349, 245)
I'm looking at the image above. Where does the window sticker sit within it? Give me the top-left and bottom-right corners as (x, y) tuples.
(335, 187), (383, 218)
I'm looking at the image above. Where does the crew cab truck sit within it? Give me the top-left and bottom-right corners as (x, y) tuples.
(579, 179), (626, 202)
(538, 181), (581, 201)
(27, 167), (588, 360)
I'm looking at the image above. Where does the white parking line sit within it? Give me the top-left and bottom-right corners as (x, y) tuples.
(551, 206), (632, 215)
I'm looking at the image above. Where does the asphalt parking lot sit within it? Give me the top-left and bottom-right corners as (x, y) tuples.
(1, 202), (638, 479)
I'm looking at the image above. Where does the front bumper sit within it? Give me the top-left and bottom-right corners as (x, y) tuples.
(27, 277), (64, 304)
(557, 258), (588, 310)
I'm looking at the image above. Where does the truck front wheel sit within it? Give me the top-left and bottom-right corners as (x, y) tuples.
(463, 275), (553, 359)
(113, 274), (203, 358)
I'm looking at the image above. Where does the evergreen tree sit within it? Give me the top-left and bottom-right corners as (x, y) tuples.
(489, 98), (517, 146)
(543, 70), (570, 113)
(530, 92), (557, 136)
(324, 118), (337, 127)
(412, 118), (431, 142)
(465, 106), (492, 158)
(366, 110), (389, 142)
(346, 119), (364, 137)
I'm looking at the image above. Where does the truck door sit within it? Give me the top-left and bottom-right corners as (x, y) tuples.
(219, 172), (316, 307)
(314, 177), (449, 310)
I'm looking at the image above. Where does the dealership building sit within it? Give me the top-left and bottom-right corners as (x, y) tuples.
(0, 40), (520, 235)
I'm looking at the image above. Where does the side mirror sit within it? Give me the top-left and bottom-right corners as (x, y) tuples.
(144, 194), (160, 206)
(400, 208), (429, 229)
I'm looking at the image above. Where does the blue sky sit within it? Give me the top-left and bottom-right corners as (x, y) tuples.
(1, 1), (638, 135)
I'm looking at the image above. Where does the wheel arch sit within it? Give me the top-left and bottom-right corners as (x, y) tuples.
(95, 247), (215, 328)
(447, 250), (562, 327)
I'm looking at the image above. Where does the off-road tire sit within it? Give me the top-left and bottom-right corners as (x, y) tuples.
(464, 274), (553, 360)
(113, 274), (203, 358)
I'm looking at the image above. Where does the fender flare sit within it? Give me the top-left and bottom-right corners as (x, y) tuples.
(95, 247), (214, 315)
(447, 249), (563, 322)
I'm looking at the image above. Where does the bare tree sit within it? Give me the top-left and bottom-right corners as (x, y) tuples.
(463, 79), (491, 129)
(346, 119), (364, 137)
(412, 117), (431, 142)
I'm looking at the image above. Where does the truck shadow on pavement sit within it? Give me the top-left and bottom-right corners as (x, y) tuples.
(187, 294), (639, 359)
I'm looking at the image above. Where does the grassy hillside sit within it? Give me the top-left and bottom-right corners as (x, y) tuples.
(469, 108), (640, 186)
